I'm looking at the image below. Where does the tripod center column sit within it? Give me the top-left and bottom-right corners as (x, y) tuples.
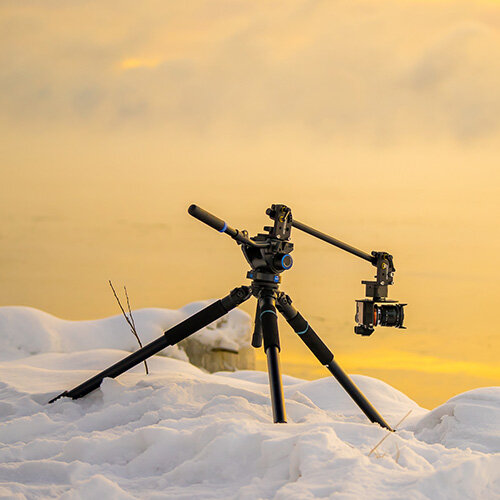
(258, 289), (287, 423)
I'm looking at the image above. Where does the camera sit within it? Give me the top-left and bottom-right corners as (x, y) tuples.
(355, 300), (405, 336)
(354, 251), (406, 336)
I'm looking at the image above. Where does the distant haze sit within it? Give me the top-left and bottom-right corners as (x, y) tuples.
(1, 0), (499, 408)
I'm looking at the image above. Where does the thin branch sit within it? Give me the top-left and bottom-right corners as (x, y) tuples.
(123, 285), (148, 374)
(124, 286), (137, 333)
(109, 280), (149, 375)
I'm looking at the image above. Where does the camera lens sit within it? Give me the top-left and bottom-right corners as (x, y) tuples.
(375, 304), (405, 328)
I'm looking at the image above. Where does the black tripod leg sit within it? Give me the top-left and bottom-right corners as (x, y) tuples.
(259, 291), (287, 423)
(251, 302), (263, 348)
(276, 293), (393, 431)
(49, 286), (252, 403)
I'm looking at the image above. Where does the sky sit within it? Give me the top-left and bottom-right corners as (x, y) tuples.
(1, 0), (499, 408)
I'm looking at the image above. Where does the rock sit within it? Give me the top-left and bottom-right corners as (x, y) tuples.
(179, 336), (255, 373)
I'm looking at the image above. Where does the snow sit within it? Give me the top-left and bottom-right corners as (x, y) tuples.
(0, 303), (250, 362)
(0, 306), (499, 499)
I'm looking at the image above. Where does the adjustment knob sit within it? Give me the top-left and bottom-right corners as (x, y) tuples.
(273, 253), (293, 271)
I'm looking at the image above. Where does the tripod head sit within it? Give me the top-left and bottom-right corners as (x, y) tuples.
(188, 203), (406, 335)
(188, 204), (294, 291)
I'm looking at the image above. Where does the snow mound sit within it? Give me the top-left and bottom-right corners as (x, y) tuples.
(0, 306), (499, 499)
(412, 387), (500, 453)
(0, 304), (251, 362)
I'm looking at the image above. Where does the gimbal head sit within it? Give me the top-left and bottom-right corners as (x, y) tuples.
(188, 203), (406, 335)
(354, 252), (406, 336)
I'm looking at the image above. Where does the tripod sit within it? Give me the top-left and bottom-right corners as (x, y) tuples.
(49, 204), (393, 431)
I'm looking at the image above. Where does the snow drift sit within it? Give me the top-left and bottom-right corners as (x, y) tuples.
(0, 306), (498, 499)
(0, 303), (250, 362)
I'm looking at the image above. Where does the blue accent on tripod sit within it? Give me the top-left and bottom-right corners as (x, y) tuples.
(260, 309), (277, 319)
(296, 323), (309, 335)
(281, 254), (293, 269)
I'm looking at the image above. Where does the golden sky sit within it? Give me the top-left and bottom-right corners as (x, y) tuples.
(1, 0), (499, 408)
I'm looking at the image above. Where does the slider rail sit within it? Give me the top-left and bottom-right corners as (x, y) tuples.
(292, 219), (375, 264)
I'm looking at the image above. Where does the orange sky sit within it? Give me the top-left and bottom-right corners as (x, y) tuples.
(1, 0), (499, 408)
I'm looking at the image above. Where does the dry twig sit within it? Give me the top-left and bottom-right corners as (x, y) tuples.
(109, 280), (149, 375)
(368, 409), (412, 457)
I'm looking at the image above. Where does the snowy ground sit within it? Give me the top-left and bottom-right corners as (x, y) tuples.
(0, 306), (499, 499)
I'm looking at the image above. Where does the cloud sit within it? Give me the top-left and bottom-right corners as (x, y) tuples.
(404, 22), (500, 139)
(1, 0), (500, 143)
